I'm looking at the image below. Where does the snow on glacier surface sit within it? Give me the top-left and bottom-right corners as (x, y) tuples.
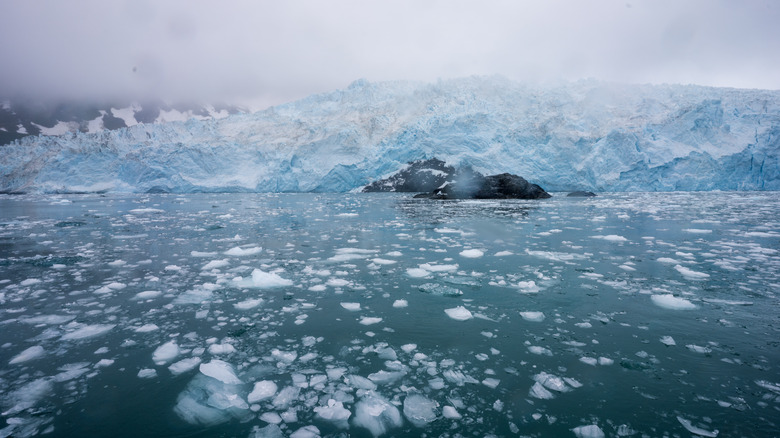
(1, 191), (780, 437)
(1, 77), (779, 193)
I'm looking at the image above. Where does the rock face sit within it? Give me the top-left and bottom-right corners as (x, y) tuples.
(414, 172), (551, 200)
(567, 191), (597, 197)
(362, 158), (455, 192)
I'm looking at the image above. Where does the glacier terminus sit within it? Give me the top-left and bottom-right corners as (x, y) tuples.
(1, 76), (778, 194)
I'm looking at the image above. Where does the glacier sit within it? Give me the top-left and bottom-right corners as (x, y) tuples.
(0, 76), (778, 193)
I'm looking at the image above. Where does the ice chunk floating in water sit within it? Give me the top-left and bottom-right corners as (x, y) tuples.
(444, 306), (473, 321)
(0, 192), (778, 438)
(651, 294), (697, 310)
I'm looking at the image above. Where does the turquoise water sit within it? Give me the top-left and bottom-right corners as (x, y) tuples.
(0, 192), (778, 437)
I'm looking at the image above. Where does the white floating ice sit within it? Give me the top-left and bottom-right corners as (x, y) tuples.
(371, 258), (397, 265)
(2, 377), (53, 416)
(138, 368), (158, 379)
(591, 235), (627, 242)
(314, 399), (351, 428)
(686, 344), (712, 354)
(520, 311), (545, 322)
(169, 357), (202, 375)
(134, 323), (160, 333)
(674, 264), (710, 280)
(131, 290), (162, 300)
(61, 324), (116, 341)
(528, 346), (553, 356)
(420, 263), (458, 272)
(657, 257), (679, 264)
(572, 424), (605, 438)
(352, 392), (403, 437)
(534, 372), (569, 392)
(442, 405), (462, 419)
(529, 381), (555, 399)
(359, 316), (383, 325)
(202, 259), (230, 270)
(235, 298), (264, 310)
(208, 343), (236, 355)
(392, 299), (408, 308)
(651, 294), (697, 310)
(403, 393), (438, 427)
(248, 380), (278, 403)
(129, 208), (164, 214)
(406, 268), (430, 278)
(153, 340), (180, 365)
(459, 249), (484, 258)
(234, 269), (293, 288)
(224, 246), (262, 256)
(289, 425), (321, 438)
(444, 306), (473, 321)
(677, 416), (719, 437)
(9, 345), (45, 364)
(660, 335), (677, 346)
(340, 302), (361, 311)
(199, 360), (242, 384)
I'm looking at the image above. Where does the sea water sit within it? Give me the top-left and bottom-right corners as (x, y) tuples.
(0, 192), (778, 438)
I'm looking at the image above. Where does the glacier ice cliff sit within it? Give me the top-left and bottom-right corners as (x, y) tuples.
(1, 76), (778, 193)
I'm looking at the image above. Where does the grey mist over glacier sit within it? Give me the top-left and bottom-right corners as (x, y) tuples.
(1, 77), (779, 194)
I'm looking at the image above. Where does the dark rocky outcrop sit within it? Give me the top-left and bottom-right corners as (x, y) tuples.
(567, 191), (597, 197)
(362, 158), (456, 192)
(414, 172), (551, 200)
(364, 158), (550, 199)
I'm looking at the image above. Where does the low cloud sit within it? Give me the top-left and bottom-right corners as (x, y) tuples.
(1, 0), (777, 108)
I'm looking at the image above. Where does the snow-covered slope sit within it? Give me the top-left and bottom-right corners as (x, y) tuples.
(1, 77), (778, 193)
(0, 99), (243, 146)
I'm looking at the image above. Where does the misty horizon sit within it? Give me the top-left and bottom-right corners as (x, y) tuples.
(1, 0), (778, 110)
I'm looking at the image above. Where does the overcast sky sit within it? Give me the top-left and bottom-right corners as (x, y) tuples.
(1, 0), (778, 108)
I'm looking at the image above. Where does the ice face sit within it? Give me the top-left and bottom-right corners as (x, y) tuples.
(3, 77), (779, 194)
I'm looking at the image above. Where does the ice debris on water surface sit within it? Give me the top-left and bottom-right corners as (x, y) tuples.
(174, 373), (250, 426)
(403, 393), (438, 427)
(8, 345), (45, 365)
(313, 399), (351, 429)
(198, 360), (242, 384)
(352, 392), (403, 437)
(651, 294), (697, 310)
(444, 306), (473, 321)
(234, 269), (293, 288)
(152, 340), (180, 365)
(572, 424), (605, 438)
(459, 249), (484, 258)
(60, 324), (116, 341)
(224, 246), (262, 256)
(519, 311), (545, 322)
(677, 416), (719, 437)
